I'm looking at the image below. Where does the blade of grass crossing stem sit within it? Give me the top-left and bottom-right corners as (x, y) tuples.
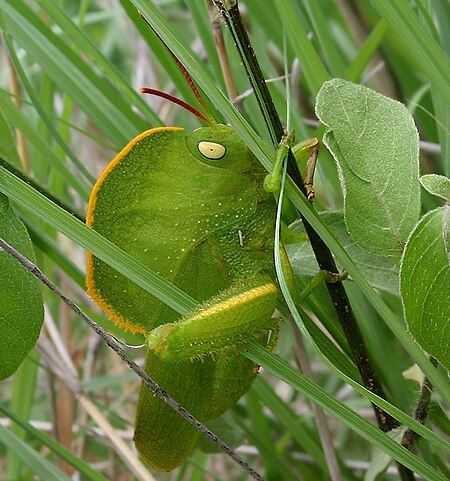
(282, 176), (450, 405)
(214, 1), (279, 144)
(245, 343), (448, 481)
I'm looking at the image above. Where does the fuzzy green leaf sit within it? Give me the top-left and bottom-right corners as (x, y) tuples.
(0, 195), (44, 380)
(420, 174), (450, 202)
(316, 79), (420, 256)
(400, 206), (450, 371)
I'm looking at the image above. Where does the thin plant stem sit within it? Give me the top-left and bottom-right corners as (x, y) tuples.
(207, 0), (238, 102)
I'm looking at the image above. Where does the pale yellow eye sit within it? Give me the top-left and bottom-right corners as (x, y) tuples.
(198, 141), (226, 160)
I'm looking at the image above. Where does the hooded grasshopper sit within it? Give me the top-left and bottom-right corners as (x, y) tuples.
(86, 77), (318, 469)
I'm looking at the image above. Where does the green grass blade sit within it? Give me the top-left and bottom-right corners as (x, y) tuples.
(0, 404), (110, 481)
(346, 20), (388, 82)
(184, 0), (224, 84)
(246, 389), (284, 480)
(252, 378), (329, 475)
(0, 90), (91, 200)
(0, 0), (146, 146)
(25, 221), (86, 288)
(1, 22), (96, 185)
(0, 423), (73, 481)
(274, 0), (330, 96)
(367, 0), (450, 104)
(302, 0), (347, 77)
(36, 0), (162, 126)
(238, 420), (300, 481)
(5, 352), (39, 480)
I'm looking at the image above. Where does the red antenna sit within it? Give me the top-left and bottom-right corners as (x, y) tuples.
(140, 88), (208, 123)
(165, 49), (210, 115)
(138, 11), (214, 124)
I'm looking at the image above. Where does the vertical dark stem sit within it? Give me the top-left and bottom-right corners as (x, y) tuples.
(211, 4), (422, 479)
(216, 1), (282, 144)
(286, 144), (399, 433)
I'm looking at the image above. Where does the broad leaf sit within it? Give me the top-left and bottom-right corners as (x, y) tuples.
(316, 79), (420, 256)
(420, 174), (450, 202)
(0, 194), (44, 380)
(400, 206), (450, 370)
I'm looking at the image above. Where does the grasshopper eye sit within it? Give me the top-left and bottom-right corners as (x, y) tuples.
(198, 141), (226, 160)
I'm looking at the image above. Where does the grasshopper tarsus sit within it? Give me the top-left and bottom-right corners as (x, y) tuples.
(305, 182), (315, 202)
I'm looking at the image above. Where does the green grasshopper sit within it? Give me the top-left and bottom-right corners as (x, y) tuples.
(86, 81), (318, 469)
